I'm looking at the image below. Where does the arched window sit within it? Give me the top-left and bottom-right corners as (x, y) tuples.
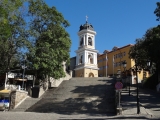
(80, 38), (83, 46)
(88, 53), (93, 64)
(88, 37), (92, 46)
(79, 55), (83, 64)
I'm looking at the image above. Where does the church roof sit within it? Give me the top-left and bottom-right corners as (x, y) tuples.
(79, 21), (94, 31)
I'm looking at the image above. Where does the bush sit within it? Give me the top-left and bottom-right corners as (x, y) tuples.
(143, 73), (158, 89)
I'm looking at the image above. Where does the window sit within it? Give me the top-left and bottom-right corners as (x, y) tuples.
(88, 37), (92, 46)
(79, 55), (83, 64)
(117, 54), (119, 58)
(90, 58), (93, 64)
(124, 52), (126, 56)
(99, 66), (103, 70)
(80, 37), (83, 46)
(88, 53), (93, 64)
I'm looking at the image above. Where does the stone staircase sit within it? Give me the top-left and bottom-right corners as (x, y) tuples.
(25, 77), (116, 115)
(11, 97), (41, 112)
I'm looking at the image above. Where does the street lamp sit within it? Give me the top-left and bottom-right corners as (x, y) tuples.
(122, 61), (127, 70)
(22, 56), (27, 90)
(146, 60), (151, 74)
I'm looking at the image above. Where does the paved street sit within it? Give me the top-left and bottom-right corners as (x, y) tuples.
(133, 87), (160, 118)
(1, 78), (160, 119)
(121, 85), (160, 119)
(0, 111), (155, 120)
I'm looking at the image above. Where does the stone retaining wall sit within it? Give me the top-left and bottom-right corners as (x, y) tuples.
(10, 90), (28, 110)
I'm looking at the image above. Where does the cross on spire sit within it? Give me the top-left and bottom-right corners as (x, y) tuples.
(86, 15), (88, 23)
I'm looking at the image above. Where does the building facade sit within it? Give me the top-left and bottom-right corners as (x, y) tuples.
(97, 50), (109, 77)
(74, 21), (99, 77)
(98, 44), (149, 84)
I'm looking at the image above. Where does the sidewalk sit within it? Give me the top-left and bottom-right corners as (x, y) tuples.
(121, 87), (153, 117)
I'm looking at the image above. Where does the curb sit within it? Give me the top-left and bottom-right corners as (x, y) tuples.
(140, 105), (153, 117)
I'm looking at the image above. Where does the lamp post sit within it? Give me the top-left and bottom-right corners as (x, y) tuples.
(22, 56), (27, 90)
(135, 62), (140, 114)
(134, 41), (141, 114)
(106, 55), (108, 77)
(122, 61), (131, 96)
(122, 61), (127, 88)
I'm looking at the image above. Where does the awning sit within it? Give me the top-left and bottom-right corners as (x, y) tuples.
(9, 78), (27, 81)
(0, 90), (11, 94)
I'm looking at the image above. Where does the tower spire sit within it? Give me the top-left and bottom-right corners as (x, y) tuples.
(86, 15), (88, 23)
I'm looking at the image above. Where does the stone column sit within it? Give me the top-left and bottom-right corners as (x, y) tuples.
(85, 35), (87, 45)
(86, 35), (88, 46)
(86, 52), (88, 63)
(93, 36), (95, 48)
(93, 53), (95, 64)
(95, 53), (97, 64)
(83, 52), (85, 63)
(83, 35), (85, 46)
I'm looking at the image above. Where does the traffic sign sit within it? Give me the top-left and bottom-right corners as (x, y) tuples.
(115, 82), (123, 90)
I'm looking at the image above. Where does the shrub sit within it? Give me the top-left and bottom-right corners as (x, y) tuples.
(143, 73), (158, 89)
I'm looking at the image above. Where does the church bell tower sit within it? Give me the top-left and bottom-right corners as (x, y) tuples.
(75, 17), (99, 77)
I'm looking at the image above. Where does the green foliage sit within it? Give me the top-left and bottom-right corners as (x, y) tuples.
(143, 74), (158, 89)
(154, 2), (160, 21)
(0, 0), (71, 80)
(144, 26), (160, 64)
(129, 25), (160, 69)
(0, 0), (28, 74)
(129, 38), (148, 68)
(27, 0), (71, 79)
(129, 3), (160, 84)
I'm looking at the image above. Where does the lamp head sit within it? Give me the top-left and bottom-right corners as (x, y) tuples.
(122, 61), (127, 68)
(146, 60), (150, 67)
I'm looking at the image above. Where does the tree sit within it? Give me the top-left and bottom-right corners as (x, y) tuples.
(129, 38), (148, 68)
(154, 2), (160, 21)
(129, 26), (160, 83)
(0, 0), (28, 75)
(27, 0), (71, 80)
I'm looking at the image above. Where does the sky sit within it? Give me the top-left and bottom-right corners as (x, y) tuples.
(45, 0), (160, 57)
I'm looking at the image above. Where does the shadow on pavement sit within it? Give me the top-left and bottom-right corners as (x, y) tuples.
(26, 78), (116, 116)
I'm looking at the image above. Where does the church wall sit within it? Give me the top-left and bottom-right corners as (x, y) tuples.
(84, 68), (98, 77)
(75, 69), (84, 77)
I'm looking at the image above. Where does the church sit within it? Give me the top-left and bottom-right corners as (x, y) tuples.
(70, 19), (99, 77)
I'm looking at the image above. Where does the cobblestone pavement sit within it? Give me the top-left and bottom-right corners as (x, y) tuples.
(26, 77), (116, 115)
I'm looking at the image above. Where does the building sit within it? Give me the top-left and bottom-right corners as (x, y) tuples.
(98, 44), (149, 84)
(97, 50), (109, 77)
(69, 57), (76, 77)
(74, 20), (99, 77)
